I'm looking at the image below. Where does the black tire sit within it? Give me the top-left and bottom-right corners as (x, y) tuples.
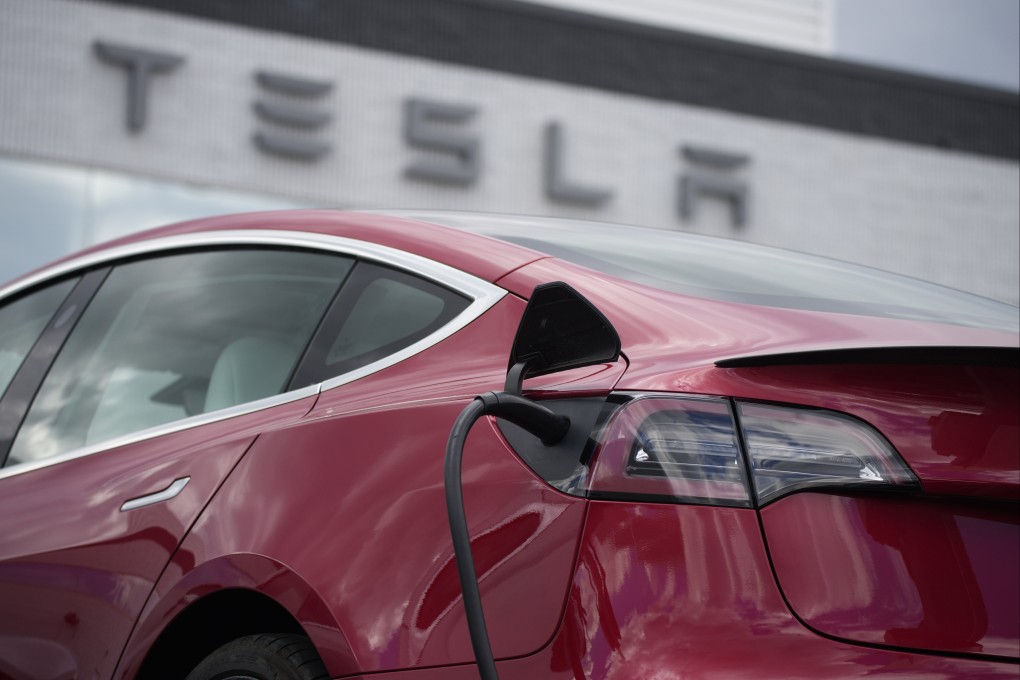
(184, 634), (329, 680)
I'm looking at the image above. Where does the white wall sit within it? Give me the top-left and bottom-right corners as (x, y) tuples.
(517, 0), (834, 54)
(0, 0), (1016, 304)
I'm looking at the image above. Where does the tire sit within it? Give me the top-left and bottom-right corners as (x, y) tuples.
(184, 634), (329, 680)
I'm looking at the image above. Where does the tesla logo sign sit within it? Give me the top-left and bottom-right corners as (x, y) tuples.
(93, 40), (752, 228)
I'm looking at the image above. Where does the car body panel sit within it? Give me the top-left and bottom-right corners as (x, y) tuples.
(126, 400), (585, 676)
(6, 211), (547, 292)
(339, 492), (1020, 679)
(0, 393), (316, 680)
(116, 294), (622, 676)
(115, 552), (357, 680)
(661, 362), (1020, 498)
(497, 258), (1018, 371)
(762, 492), (1019, 659)
(1, 210), (1017, 678)
(497, 501), (1020, 679)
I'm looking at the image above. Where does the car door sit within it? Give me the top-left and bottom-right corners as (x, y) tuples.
(130, 257), (613, 677)
(0, 245), (353, 680)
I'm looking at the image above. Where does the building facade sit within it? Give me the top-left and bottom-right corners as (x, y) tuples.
(524, 0), (834, 54)
(1, 0), (1017, 304)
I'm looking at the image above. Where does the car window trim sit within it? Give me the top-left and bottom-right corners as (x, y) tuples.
(0, 269), (110, 467)
(0, 385), (322, 480)
(288, 260), (472, 391)
(0, 230), (506, 480)
(0, 230), (502, 306)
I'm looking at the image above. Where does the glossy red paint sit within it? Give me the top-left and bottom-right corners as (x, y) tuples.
(2, 211), (1017, 679)
(762, 492), (1020, 659)
(18, 211), (547, 288)
(122, 402), (585, 676)
(0, 394), (316, 680)
(659, 362), (1020, 499)
(497, 258), (1018, 371)
(117, 552), (357, 679)
(497, 501), (1020, 679)
(117, 294), (617, 677)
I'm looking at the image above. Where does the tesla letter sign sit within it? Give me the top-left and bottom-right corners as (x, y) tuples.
(93, 39), (753, 228)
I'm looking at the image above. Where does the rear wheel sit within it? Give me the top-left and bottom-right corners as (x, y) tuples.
(184, 634), (329, 680)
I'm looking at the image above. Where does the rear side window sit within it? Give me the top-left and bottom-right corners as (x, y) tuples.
(290, 262), (470, 387)
(423, 214), (1019, 333)
(7, 249), (352, 467)
(0, 279), (77, 400)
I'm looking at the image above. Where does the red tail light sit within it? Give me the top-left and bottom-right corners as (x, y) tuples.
(589, 396), (752, 506)
(511, 393), (920, 507)
(736, 402), (919, 504)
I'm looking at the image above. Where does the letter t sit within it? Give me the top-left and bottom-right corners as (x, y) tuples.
(94, 41), (184, 133)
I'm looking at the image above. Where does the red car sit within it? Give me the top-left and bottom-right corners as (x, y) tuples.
(0, 211), (1016, 680)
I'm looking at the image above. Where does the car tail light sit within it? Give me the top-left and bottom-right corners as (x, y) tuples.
(588, 396), (752, 507)
(735, 402), (919, 504)
(517, 393), (920, 507)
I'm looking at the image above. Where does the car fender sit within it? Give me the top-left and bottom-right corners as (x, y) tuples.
(115, 551), (357, 678)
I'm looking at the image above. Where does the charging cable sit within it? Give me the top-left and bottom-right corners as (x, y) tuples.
(444, 389), (570, 680)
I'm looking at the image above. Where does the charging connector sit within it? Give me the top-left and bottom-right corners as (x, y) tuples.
(443, 391), (571, 680)
(443, 280), (621, 680)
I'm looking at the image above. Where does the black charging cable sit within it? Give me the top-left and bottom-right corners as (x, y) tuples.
(444, 389), (570, 680)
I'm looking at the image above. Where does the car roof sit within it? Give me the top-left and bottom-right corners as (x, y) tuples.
(10, 210), (548, 288)
(5, 210), (1017, 368)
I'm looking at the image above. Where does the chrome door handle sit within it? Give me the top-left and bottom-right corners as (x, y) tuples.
(120, 476), (191, 511)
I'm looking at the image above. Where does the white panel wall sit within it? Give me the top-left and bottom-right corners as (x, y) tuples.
(518, 0), (834, 54)
(1, 0), (1016, 304)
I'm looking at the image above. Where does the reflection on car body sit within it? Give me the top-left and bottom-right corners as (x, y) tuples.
(0, 211), (1016, 680)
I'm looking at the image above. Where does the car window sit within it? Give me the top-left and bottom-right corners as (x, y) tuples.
(419, 214), (1019, 333)
(6, 249), (352, 467)
(289, 262), (470, 387)
(0, 279), (78, 400)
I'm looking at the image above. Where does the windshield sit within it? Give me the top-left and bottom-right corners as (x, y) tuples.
(417, 213), (1019, 333)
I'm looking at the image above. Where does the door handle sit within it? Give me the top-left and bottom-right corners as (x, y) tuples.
(120, 476), (191, 511)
